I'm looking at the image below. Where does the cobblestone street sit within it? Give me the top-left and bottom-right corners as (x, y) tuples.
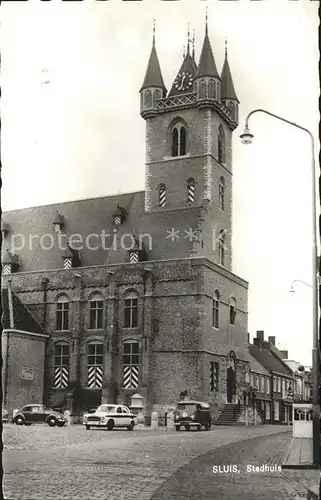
(3, 423), (317, 500)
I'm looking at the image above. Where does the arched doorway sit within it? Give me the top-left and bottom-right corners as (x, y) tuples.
(226, 352), (236, 403)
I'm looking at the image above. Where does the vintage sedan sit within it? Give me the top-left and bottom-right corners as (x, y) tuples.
(83, 404), (136, 431)
(12, 404), (67, 427)
(174, 400), (212, 431)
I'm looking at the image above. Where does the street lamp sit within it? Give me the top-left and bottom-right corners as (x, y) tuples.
(240, 108), (320, 467)
(289, 280), (313, 293)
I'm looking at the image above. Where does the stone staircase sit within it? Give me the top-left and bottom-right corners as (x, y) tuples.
(215, 403), (243, 426)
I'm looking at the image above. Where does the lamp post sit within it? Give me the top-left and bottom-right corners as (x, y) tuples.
(289, 280), (313, 293)
(240, 109), (319, 467)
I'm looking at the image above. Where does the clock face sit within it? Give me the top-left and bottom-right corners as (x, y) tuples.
(174, 71), (194, 92)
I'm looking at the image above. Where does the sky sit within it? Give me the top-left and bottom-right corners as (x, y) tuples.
(1, 0), (319, 366)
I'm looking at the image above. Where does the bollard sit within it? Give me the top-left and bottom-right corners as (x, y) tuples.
(64, 410), (71, 427)
(151, 411), (158, 430)
(245, 407), (248, 427)
(167, 412), (174, 430)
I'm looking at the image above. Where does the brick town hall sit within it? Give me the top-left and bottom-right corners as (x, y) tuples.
(2, 21), (252, 422)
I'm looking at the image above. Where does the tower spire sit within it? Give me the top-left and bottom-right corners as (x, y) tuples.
(153, 19), (156, 46)
(205, 6), (208, 36)
(225, 38), (228, 58)
(187, 24), (190, 55)
(192, 29), (195, 60)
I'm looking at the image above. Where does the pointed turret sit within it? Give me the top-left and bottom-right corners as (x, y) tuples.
(140, 21), (167, 119)
(221, 41), (239, 124)
(194, 12), (221, 102)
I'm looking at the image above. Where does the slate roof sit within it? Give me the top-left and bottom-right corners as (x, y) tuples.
(140, 41), (167, 92)
(168, 53), (198, 97)
(249, 342), (293, 376)
(2, 288), (45, 334)
(248, 352), (270, 376)
(221, 54), (239, 102)
(195, 30), (219, 79)
(2, 190), (203, 272)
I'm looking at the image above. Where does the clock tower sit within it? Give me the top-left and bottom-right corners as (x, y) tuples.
(140, 21), (239, 269)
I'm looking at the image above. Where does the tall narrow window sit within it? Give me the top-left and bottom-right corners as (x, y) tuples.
(210, 362), (219, 392)
(124, 293), (138, 328)
(123, 341), (140, 388)
(87, 342), (103, 389)
(89, 296), (104, 330)
(187, 178), (195, 203)
(218, 230), (226, 266)
(56, 296), (69, 331)
(53, 342), (69, 388)
(218, 125), (226, 164)
(229, 298), (236, 325)
(212, 291), (220, 329)
(172, 124), (187, 157)
(219, 177), (225, 210)
(159, 184), (166, 207)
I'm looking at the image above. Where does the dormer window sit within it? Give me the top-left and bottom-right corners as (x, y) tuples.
(2, 251), (19, 275)
(63, 258), (72, 270)
(3, 264), (12, 275)
(52, 212), (64, 234)
(113, 203), (127, 226)
(129, 251), (139, 264)
(1, 221), (10, 237)
(172, 124), (186, 157)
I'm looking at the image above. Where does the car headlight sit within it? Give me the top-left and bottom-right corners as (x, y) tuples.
(101, 416), (107, 423)
(191, 415), (195, 420)
(175, 415), (179, 421)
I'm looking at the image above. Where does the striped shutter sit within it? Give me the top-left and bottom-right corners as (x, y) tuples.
(54, 367), (69, 389)
(3, 264), (12, 275)
(64, 258), (72, 269)
(53, 223), (61, 234)
(159, 185), (166, 207)
(210, 362), (214, 392)
(123, 366), (139, 389)
(114, 215), (121, 225)
(129, 251), (139, 264)
(187, 180), (195, 203)
(87, 366), (103, 389)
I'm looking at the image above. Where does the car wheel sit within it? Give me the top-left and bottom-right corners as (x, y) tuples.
(57, 422), (65, 427)
(85, 425), (91, 431)
(15, 416), (24, 426)
(47, 417), (57, 427)
(107, 419), (114, 431)
(205, 423), (211, 431)
(127, 421), (134, 431)
(184, 425), (190, 431)
(175, 426), (180, 431)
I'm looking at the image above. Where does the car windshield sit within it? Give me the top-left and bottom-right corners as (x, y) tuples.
(176, 403), (198, 414)
(96, 405), (116, 413)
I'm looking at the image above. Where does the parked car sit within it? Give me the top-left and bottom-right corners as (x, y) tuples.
(83, 404), (136, 431)
(174, 400), (211, 431)
(12, 404), (67, 427)
(2, 407), (9, 423)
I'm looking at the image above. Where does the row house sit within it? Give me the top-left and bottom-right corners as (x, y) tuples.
(249, 331), (294, 424)
(281, 355), (313, 403)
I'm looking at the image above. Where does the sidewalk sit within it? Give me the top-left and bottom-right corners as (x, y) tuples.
(281, 437), (319, 499)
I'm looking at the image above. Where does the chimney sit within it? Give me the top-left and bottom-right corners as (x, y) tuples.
(256, 331), (264, 341)
(268, 336), (275, 346)
(253, 338), (261, 347)
(280, 350), (288, 359)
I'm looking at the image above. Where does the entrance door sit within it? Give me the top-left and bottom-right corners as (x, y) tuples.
(227, 367), (236, 403)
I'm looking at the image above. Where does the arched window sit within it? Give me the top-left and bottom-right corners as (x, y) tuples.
(89, 294), (104, 330)
(123, 340), (140, 388)
(218, 125), (226, 164)
(208, 80), (215, 99)
(56, 296), (69, 331)
(199, 79), (206, 99)
(172, 124), (187, 157)
(53, 342), (69, 388)
(229, 297), (236, 325)
(218, 230), (226, 266)
(212, 290), (220, 329)
(144, 90), (152, 108)
(124, 291), (139, 328)
(159, 184), (166, 207)
(219, 177), (225, 211)
(87, 341), (103, 389)
(187, 178), (195, 203)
